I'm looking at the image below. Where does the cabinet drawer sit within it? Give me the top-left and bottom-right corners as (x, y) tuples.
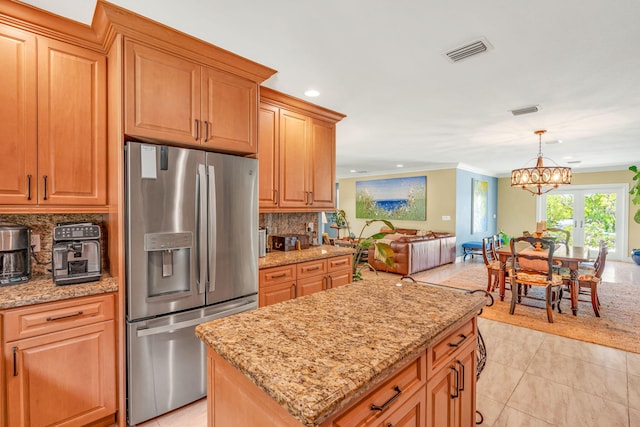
(327, 255), (352, 272)
(259, 265), (296, 287)
(3, 293), (115, 342)
(297, 259), (327, 278)
(332, 354), (426, 427)
(427, 317), (476, 375)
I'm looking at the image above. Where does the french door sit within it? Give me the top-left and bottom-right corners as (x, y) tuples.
(537, 184), (628, 261)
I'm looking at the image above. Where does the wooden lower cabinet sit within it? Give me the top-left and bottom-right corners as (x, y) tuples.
(259, 255), (352, 307)
(426, 321), (476, 427)
(1, 294), (116, 427)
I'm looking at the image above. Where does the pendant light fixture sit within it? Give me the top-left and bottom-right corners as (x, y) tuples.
(511, 130), (572, 195)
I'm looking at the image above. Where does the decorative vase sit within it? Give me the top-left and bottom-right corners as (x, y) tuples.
(633, 249), (640, 266)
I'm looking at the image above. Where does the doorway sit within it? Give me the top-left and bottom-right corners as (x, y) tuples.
(537, 184), (628, 261)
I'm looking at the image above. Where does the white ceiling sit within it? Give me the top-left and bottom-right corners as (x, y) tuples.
(18, 0), (640, 179)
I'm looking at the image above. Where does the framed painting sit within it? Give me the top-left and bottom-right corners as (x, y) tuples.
(355, 176), (426, 220)
(472, 178), (488, 234)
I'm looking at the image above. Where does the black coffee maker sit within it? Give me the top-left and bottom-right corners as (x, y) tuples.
(0, 223), (31, 286)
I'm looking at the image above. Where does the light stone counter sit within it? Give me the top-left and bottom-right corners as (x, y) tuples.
(0, 275), (118, 309)
(259, 244), (354, 269)
(196, 275), (486, 426)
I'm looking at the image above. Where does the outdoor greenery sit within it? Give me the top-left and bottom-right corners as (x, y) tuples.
(545, 193), (616, 249)
(332, 210), (396, 281)
(355, 188), (425, 221)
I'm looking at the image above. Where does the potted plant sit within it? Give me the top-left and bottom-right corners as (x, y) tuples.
(331, 210), (396, 280)
(630, 166), (640, 265)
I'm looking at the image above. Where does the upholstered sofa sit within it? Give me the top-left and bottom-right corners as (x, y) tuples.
(367, 228), (456, 276)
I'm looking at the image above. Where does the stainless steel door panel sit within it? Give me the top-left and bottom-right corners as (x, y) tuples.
(126, 297), (257, 425)
(205, 153), (258, 305)
(126, 142), (205, 320)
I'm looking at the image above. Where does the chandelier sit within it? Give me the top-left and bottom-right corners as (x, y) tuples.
(511, 130), (572, 195)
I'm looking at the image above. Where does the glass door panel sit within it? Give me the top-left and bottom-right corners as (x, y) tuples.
(540, 185), (626, 261)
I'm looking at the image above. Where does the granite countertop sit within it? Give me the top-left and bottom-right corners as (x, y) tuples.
(0, 275), (119, 310)
(259, 244), (354, 269)
(196, 275), (486, 427)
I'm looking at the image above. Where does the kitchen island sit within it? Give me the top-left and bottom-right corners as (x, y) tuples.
(196, 275), (487, 427)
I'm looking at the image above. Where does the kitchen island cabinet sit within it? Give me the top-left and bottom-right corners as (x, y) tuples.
(196, 276), (485, 427)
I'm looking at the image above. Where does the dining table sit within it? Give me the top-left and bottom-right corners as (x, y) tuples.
(495, 245), (594, 316)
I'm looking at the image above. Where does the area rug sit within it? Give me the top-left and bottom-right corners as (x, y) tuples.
(411, 263), (640, 354)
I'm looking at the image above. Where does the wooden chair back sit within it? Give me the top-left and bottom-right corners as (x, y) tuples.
(510, 236), (556, 281)
(481, 236), (494, 267)
(546, 227), (570, 251)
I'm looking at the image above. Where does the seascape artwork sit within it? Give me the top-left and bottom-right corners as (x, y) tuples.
(355, 176), (426, 220)
(472, 178), (488, 234)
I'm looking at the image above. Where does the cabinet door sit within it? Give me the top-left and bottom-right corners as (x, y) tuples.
(426, 362), (455, 427)
(125, 40), (200, 144)
(278, 109), (310, 208)
(328, 270), (352, 289)
(259, 281), (296, 307)
(308, 118), (336, 209)
(453, 345), (476, 427)
(0, 24), (37, 205)
(5, 321), (116, 427)
(37, 37), (106, 205)
(297, 275), (326, 297)
(378, 387), (426, 427)
(258, 103), (279, 208)
(201, 67), (257, 154)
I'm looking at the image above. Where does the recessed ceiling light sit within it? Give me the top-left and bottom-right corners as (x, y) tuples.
(304, 89), (320, 97)
(563, 156), (573, 160)
(545, 139), (563, 145)
(396, 164), (404, 168)
(349, 169), (357, 173)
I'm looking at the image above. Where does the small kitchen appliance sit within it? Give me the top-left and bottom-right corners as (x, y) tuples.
(271, 234), (310, 251)
(52, 223), (101, 285)
(258, 227), (266, 257)
(0, 223), (31, 286)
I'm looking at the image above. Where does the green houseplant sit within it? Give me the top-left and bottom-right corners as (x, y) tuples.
(332, 210), (396, 281)
(630, 165), (640, 225)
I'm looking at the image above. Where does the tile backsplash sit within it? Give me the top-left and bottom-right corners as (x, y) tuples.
(0, 214), (107, 277)
(259, 212), (320, 249)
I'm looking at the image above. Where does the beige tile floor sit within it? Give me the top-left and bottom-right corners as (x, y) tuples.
(134, 259), (640, 427)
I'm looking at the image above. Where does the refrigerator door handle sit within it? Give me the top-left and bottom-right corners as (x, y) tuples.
(135, 299), (256, 337)
(207, 165), (217, 292)
(197, 164), (207, 295)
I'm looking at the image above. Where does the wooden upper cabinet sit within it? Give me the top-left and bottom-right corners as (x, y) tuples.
(124, 40), (199, 144)
(37, 38), (106, 205)
(0, 24), (37, 205)
(258, 87), (344, 212)
(0, 24), (106, 207)
(258, 103), (279, 207)
(279, 108), (310, 208)
(201, 67), (257, 153)
(125, 40), (259, 155)
(309, 118), (336, 209)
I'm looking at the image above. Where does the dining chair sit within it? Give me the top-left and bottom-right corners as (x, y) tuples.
(509, 236), (563, 323)
(561, 241), (608, 317)
(546, 227), (571, 252)
(482, 236), (500, 292)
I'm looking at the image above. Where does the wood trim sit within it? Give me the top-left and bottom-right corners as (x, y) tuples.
(0, 1), (102, 49)
(260, 87), (346, 123)
(0, 205), (111, 214)
(93, 1), (276, 83)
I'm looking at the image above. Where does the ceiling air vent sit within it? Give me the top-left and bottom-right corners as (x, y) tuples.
(444, 38), (492, 63)
(509, 105), (540, 116)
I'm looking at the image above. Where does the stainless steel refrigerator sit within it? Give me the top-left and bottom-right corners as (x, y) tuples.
(125, 141), (258, 425)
